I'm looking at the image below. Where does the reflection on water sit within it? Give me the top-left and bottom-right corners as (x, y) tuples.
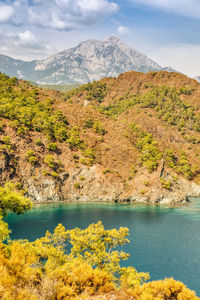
(5, 199), (200, 295)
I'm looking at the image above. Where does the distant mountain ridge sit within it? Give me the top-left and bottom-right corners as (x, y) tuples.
(0, 35), (174, 84)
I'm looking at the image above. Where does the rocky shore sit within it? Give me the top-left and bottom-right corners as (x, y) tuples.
(23, 164), (200, 206)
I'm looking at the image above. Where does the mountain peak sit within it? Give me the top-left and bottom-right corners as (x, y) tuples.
(103, 35), (121, 43)
(0, 36), (174, 85)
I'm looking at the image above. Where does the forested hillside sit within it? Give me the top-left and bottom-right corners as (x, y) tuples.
(0, 71), (199, 204)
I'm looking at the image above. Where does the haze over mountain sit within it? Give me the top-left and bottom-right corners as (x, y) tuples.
(0, 36), (174, 85)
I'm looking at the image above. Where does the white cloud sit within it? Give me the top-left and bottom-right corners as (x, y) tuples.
(0, 30), (56, 60)
(117, 25), (130, 35)
(1, 0), (119, 30)
(130, 0), (200, 19)
(17, 30), (36, 44)
(0, 4), (14, 23)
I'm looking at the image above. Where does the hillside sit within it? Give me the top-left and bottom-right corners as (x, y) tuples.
(0, 36), (174, 85)
(0, 71), (200, 204)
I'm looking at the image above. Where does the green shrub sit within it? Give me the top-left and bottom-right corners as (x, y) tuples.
(48, 143), (58, 152)
(2, 136), (11, 145)
(26, 151), (38, 165)
(131, 165), (137, 175)
(73, 153), (79, 160)
(44, 155), (56, 168)
(93, 121), (105, 135)
(0, 123), (4, 132)
(42, 170), (50, 176)
(137, 135), (162, 172)
(164, 149), (177, 168)
(83, 81), (107, 102)
(35, 139), (43, 146)
(0, 136), (13, 152)
(84, 119), (94, 128)
(83, 147), (95, 159)
(177, 152), (198, 180)
(28, 156), (38, 165)
(67, 127), (83, 148)
(129, 124), (162, 172)
(160, 178), (172, 190)
(185, 135), (196, 144)
(26, 150), (35, 158)
(103, 169), (111, 174)
(74, 182), (80, 189)
(99, 96), (140, 117)
(80, 157), (93, 166)
(51, 171), (59, 178)
(18, 126), (29, 136)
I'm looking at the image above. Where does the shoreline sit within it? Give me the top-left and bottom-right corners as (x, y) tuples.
(31, 198), (197, 208)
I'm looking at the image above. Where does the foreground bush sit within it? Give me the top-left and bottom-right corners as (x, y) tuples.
(131, 278), (198, 300)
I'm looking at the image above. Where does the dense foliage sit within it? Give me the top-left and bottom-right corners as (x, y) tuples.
(0, 73), (69, 141)
(65, 81), (108, 103)
(0, 182), (32, 241)
(130, 123), (162, 172)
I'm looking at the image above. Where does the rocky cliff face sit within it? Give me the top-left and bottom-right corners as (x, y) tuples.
(1, 148), (199, 205)
(25, 168), (200, 205)
(0, 36), (173, 85)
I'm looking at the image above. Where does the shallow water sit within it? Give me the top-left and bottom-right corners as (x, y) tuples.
(6, 199), (200, 294)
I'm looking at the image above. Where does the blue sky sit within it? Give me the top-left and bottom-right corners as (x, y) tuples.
(0, 0), (200, 76)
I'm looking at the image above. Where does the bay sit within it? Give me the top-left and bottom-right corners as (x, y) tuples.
(6, 199), (200, 295)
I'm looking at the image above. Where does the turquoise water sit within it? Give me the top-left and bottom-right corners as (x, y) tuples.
(6, 199), (200, 295)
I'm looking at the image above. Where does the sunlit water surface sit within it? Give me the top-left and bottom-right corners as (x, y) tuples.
(6, 199), (200, 294)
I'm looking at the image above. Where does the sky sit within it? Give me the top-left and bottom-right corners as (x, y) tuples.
(0, 0), (200, 77)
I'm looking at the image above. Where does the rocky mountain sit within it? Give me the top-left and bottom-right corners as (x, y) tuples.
(0, 70), (199, 205)
(0, 36), (174, 85)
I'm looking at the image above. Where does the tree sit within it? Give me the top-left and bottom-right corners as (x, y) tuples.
(0, 182), (32, 216)
(0, 182), (32, 241)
